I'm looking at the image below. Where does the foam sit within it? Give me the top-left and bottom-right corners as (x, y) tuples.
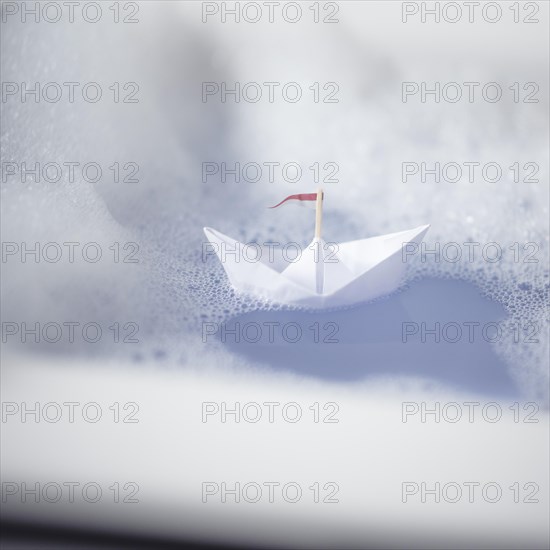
(1, 4), (548, 401)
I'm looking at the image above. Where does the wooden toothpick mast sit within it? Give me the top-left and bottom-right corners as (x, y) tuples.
(314, 188), (323, 240)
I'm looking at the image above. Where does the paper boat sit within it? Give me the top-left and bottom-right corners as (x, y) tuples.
(204, 189), (429, 309)
(203, 223), (430, 309)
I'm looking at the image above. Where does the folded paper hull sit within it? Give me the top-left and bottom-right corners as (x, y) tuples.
(203, 225), (430, 309)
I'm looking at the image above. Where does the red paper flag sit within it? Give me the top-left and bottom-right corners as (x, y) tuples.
(268, 192), (322, 209)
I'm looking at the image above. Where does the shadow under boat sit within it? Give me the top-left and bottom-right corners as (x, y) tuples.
(212, 277), (518, 398)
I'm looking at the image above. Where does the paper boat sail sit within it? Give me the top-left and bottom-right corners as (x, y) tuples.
(204, 189), (429, 309)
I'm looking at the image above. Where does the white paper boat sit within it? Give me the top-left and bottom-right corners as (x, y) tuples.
(203, 223), (430, 309)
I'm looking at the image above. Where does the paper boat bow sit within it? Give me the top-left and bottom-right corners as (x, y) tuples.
(203, 224), (429, 309)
